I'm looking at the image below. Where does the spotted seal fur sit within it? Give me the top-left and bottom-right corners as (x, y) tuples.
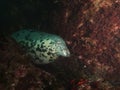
(11, 29), (70, 64)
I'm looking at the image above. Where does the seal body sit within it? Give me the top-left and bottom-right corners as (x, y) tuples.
(11, 29), (70, 64)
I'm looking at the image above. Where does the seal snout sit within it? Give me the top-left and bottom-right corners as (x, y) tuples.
(62, 49), (70, 57)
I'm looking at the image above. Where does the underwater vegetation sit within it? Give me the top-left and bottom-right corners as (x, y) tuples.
(0, 0), (120, 90)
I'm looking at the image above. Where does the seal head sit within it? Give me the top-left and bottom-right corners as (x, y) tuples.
(11, 29), (70, 64)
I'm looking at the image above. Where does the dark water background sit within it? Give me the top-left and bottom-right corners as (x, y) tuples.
(0, 0), (58, 34)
